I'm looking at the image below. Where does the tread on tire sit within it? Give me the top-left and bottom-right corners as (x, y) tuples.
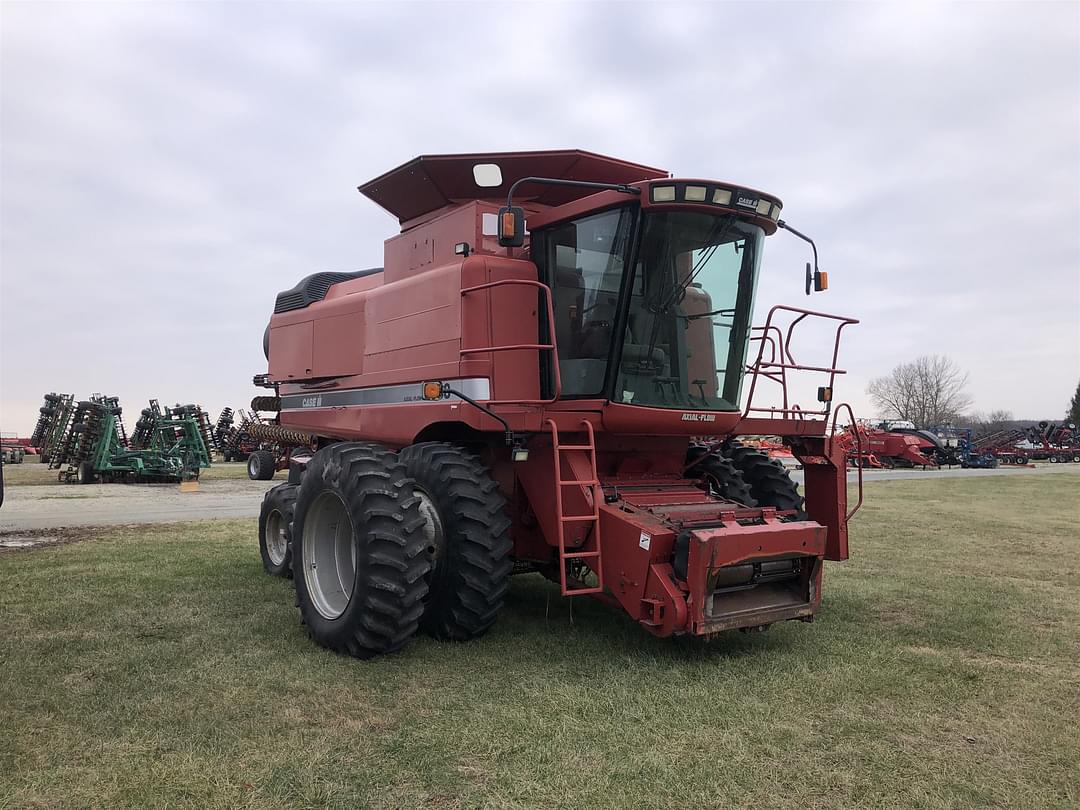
(259, 483), (297, 577)
(686, 446), (757, 506)
(725, 445), (807, 518)
(248, 449), (276, 480)
(398, 442), (513, 641)
(290, 442), (430, 658)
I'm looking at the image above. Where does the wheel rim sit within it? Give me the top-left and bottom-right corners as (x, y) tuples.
(248, 456), (258, 476)
(266, 508), (288, 566)
(414, 488), (445, 571)
(302, 491), (356, 620)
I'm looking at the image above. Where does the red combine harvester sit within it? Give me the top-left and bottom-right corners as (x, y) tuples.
(257, 150), (861, 658)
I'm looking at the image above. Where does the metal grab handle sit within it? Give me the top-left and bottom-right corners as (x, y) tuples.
(461, 278), (562, 404)
(830, 402), (863, 521)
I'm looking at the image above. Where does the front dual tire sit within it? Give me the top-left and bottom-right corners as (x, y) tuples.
(286, 441), (514, 658)
(398, 443), (513, 641)
(291, 443), (430, 659)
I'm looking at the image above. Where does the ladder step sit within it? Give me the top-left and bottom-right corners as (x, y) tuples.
(558, 479), (599, 486)
(564, 585), (604, 595)
(555, 444), (593, 451)
(559, 514), (599, 522)
(563, 551), (601, 559)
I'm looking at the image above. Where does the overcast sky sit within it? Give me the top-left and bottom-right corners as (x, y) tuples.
(2, 0), (1078, 435)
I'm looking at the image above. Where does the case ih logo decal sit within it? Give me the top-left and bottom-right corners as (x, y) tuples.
(735, 193), (759, 209)
(301, 396), (323, 408)
(681, 413), (716, 422)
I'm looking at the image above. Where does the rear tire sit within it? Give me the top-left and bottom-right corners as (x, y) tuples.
(398, 443), (513, 641)
(291, 443), (430, 658)
(686, 446), (757, 506)
(726, 446), (806, 517)
(77, 461), (96, 485)
(259, 483), (297, 577)
(248, 449), (276, 480)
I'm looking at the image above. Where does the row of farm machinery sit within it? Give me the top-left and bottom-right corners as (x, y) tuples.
(29, 393), (213, 483)
(840, 420), (1079, 469)
(20, 391), (308, 483)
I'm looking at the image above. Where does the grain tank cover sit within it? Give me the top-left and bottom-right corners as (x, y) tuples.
(358, 149), (668, 225)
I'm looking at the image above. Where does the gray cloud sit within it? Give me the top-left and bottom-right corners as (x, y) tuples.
(2, 1), (1077, 433)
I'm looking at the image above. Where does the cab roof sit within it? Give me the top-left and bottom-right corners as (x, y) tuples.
(358, 149), (668, 224)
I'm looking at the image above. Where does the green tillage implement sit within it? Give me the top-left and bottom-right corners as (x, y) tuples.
(57, 399), (211, 484)
(36, 393), (74, 464)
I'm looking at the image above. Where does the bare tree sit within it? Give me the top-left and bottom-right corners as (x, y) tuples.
(967, 408), (1015, 435)
(984, 409), (1014, 433)
(867, 355), (972, 427)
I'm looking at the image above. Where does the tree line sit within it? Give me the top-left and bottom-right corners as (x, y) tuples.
(866, 355), (1079, 432)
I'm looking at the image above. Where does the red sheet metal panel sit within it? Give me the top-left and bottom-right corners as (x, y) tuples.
(358, 149), (668, 224)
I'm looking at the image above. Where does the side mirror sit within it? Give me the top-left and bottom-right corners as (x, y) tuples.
(497, 206), (525, 248)
(805, 261), (829, 295)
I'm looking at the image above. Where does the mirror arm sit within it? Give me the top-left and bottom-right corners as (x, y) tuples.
(777, 219), (820, 296)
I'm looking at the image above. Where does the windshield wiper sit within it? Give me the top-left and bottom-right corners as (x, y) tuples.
(649, 215), (737, 315)
(639, 215), (739, 375)
(680, 307), (736, 321)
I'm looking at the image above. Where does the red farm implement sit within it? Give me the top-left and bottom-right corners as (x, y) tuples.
(975, 422), (1080, 465)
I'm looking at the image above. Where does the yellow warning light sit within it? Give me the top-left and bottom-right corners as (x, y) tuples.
(501, 211), (517, 237)
(815, 271), (829, 292)
(422, 382), (443, 400)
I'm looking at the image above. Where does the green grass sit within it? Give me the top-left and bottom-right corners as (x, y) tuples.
(3, 460), (262, 486)
(2, 473), (1078, 809)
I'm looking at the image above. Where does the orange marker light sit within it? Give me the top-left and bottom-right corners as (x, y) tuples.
(500, 211), (517, 238)
(815, 271), (829, 292)
(422, 382), (443, 400)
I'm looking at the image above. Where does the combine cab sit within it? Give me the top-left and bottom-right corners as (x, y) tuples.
(256, 150), (861, 657)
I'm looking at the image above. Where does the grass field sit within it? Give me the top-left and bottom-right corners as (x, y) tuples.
(2, 473), (1078, 809)
(3, 460), (256, 487)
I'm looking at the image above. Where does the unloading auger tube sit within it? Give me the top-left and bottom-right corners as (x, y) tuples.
(244, 422), (315, 448)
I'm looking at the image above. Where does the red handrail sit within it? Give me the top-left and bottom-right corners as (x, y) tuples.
(741, 305), (859, 423)
(830, 402), (863, 521)
(460, 278), (563, 405)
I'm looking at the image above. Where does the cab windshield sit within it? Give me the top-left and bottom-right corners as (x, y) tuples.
(543, 207), (762, 410)
(618, 211), (762, 410)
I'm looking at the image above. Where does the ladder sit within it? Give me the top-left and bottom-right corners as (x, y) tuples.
(546, 418), (604, 596)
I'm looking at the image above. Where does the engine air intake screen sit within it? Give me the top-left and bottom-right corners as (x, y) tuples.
(273, 268), (383, 314)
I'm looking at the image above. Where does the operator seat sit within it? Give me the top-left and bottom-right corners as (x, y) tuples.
(554, 266), (605, 395)
(552, 267), (584, 357)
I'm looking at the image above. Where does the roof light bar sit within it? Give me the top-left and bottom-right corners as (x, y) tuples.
(649, 182), (780, 220)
